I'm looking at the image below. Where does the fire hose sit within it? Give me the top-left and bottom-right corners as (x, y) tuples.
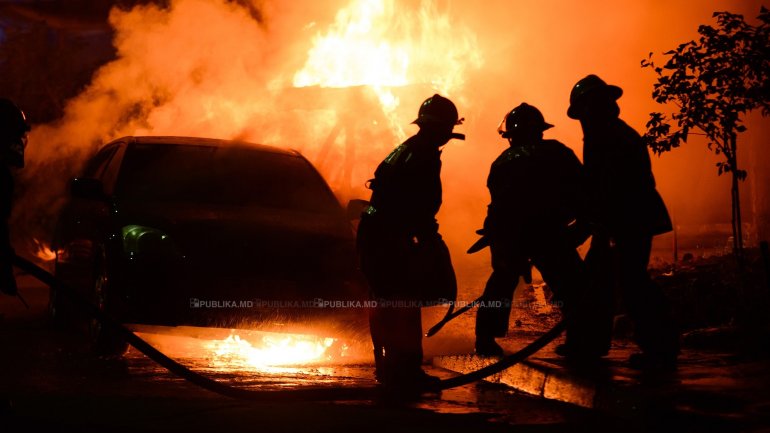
(13, 253), (565, 399)
(425, 296), (482, 337)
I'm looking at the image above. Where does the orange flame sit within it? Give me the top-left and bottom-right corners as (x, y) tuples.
(132, 326), (366, 373)
(33, 239), (57, 262)
(293, 0), (483, 138)
(205, 331), (344, 370)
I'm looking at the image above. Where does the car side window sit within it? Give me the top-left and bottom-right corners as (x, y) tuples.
(100, 144), (127, 196)
(82, 144), (119, 179)
(115, 144), (341, 214)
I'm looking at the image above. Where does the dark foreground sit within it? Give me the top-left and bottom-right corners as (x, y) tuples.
(0, 274), (614, 433)
(1, 271), (768, 432)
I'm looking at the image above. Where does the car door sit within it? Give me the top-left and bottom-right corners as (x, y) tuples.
(53, 142), (124, 286)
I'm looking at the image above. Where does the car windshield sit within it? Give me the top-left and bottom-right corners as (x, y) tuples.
(115, 143), (339, 214)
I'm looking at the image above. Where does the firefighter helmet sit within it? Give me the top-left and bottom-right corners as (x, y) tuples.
(567, 75), (623, 119)
(412, 94), (462, 126)
(497, 103), (553, 139)
(0, 98), (30, 168)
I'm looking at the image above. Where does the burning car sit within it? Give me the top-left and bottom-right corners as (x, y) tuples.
(50, 136), (367, 353)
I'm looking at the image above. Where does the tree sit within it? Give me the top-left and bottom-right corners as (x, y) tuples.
(642, 7), (770, 256)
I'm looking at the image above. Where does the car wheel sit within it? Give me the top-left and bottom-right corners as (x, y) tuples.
(89, 248), (128, 356)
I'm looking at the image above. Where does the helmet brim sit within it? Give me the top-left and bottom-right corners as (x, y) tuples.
(413, 114), (462, 126)
(500, 122), (554, 138)
(567, 84), (623, 119)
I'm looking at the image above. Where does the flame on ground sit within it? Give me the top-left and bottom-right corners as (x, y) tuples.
(206, 332), (344, 370)
(133, 326), (364, 373)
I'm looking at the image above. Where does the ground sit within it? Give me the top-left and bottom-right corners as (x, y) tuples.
(0, 274), (620, 433)
(2, 249), (770, 432)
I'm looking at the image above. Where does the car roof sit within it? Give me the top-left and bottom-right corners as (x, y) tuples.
(108, 136), (301, 157)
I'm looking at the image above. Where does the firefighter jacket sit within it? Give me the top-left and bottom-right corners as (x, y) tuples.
(1, 164), (15, 293)
(582, 118), (672, 237)
(358, 132), (456, 303)
(483, 139), (586, 249)
(366, 132), (443, 240)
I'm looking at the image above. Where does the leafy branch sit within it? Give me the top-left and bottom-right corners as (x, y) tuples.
(641, 7), (770, 253)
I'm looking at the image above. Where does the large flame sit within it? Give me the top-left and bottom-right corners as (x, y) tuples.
(293, 0), (482, 138)
(15, 0), (486, 283)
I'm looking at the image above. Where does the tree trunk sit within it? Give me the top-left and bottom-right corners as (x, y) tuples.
(729, 133), (744, 257)
(732, 171), (743, 250)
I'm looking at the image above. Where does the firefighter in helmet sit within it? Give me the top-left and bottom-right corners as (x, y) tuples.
(473, 103), (594, 357)
(1, 98), (30, 297)
(567, 75), (679, 369)
(357, 94), (462, 390)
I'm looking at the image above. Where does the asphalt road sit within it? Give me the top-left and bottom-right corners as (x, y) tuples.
(0, 272), (651, 433)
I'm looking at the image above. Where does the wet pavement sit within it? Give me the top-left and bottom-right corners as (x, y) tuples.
(0, 274), (619, 433)
(437, 337), (770, 431)
(2, 272), (769, 432)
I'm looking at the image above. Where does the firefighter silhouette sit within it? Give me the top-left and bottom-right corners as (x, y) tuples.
(0, 98), (29, 296)
(471, 103), (595, 357)
(567, 75), (679, 369)
(357, 94), (461, 389)
(0, 98), (29, 297)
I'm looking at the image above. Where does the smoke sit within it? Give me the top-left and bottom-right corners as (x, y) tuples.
(13, 0), (343, 249)
(11, 0), (770, 295)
